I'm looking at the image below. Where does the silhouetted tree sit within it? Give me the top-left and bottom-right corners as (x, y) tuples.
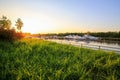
(15, 18), (23, 31)
(0, 16), (24, 41)
(0, 16), (11, 29)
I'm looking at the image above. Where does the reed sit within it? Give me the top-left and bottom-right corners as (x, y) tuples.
(0, 38), (120, 80)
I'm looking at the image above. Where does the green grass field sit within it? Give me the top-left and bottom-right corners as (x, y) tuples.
(0, 38), (120, 80)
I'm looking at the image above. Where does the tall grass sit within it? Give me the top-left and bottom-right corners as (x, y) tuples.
(0, 38), (120, 80)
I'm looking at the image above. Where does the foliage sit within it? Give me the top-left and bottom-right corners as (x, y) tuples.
(0, 16), (24, 41)
(39, 32), (84, 37)
(0, 16), (11, 30)
(15, 18), (23, 31)
(39, 31), (120, 38)
(0, 39), (120, 80)
(90, 31), (120, 38)
(0, 28), (23, 41)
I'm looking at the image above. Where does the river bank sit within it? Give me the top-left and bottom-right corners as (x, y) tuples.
(1, 38), (120, 80)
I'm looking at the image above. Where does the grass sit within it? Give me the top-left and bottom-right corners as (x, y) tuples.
(0, 38), (120, 80)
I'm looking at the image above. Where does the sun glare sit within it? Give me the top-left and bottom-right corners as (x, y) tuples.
(21, 18), (56, 34)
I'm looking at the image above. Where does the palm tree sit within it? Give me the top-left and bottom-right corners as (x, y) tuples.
(15, 18), (23, 32)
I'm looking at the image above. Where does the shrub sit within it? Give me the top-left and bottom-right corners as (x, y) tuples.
(0, 28), (24, 41)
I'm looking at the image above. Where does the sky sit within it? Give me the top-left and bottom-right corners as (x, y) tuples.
(0, 0), (120, 33)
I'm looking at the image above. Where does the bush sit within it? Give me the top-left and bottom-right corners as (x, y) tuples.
(0, 28), (24, 41)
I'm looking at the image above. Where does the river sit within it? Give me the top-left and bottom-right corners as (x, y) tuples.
(47, 39), (120, 53)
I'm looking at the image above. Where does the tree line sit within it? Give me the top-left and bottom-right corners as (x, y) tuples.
(89, 32), (120, 38)
(0, 15), (24, 41)
(39, 31), (120, 38)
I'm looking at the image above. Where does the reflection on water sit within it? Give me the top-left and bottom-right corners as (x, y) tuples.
(48, 39), (120, 53)
(49, 39), (120, 48)
(50, 39), (120, 48)
(81, 40), (120, 48)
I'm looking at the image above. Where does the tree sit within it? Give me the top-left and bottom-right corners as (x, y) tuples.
(15, 18), (23, 31)
(0, 16), (11, 29)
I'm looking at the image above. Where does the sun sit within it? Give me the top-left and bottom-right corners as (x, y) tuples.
(22, 27), (39, 34)
(21, 18), (56, 34)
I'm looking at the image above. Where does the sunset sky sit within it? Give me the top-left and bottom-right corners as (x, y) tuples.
(0, 0), (120, 33)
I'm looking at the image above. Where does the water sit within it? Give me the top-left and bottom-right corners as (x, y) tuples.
(48, 39), (120, 53)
